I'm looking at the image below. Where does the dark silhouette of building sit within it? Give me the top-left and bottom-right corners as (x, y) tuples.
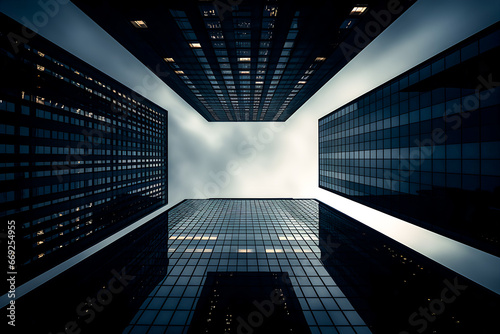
(318, 202), (500, 334)
(13, 210), (169, 334)
(73, 0), (415, 121)
(319, 22), (500, 256)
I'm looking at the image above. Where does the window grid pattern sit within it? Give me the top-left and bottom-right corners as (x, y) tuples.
(0, 24), (168, 280)
(319, 24), (500, 254)
(124, 199), (371, 334)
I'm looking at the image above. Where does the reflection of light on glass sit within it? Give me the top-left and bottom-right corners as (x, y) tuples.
(168, 248), (176, 252)
(238, 249), (254, 253)
(279, 236), (287, 240)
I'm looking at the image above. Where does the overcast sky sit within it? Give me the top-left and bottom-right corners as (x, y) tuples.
(1, 0), (500, 294)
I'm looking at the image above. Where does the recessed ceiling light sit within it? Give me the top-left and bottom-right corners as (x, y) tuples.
(189, 42), (201, 48)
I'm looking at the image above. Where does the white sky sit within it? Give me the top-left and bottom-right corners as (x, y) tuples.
(1, 0), (500, 295)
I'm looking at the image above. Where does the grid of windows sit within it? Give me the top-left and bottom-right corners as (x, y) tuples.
(0, 14), (168, 283)
(73, 0), (415, 121)
(124, 199), (371, 334)
(319, 22), (500, 255)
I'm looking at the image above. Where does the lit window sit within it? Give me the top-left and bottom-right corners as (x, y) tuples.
(264, 5), (278, 17)
(238, 57), (251, 62)
(350, 6), (368, 15)
(175, 70), (185, 74)
(130, 20), (147, 28)
(164, 57), (175, 63)
(256, 81), (264, 85)
(189, 42), (201, 48)
(240, 70), (250, 74)
(340, 19), (358, 29)
(315, 57), (326, 62)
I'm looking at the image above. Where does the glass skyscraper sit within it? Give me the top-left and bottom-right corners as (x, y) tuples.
(5, 199), (498, 333)
(73, 0), (415, 121)
(122, 199), (496, 334)
(0, 13), (168, 284)
(319, 22), (500, 256)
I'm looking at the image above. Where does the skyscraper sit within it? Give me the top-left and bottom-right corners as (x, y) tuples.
(0, 13), (168, 284)
(73, 0), (415, 121)
(5, 199), (498, 333)
(317, 201), (500, 334)
(319, 21), (500, 256)
(11, 210), (169, 334)
(125, 199), (498, 334)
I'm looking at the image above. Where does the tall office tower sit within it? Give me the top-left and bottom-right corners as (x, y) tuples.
(119, 199), (497, 334)
(319, 22), (500, 256)
(0, 14), (168, 285)
(125, 199), (370, 334)
(73, 0), (415, 122)
(9, 209), (169, 334)
(317, 202), (499, 334)
(6, 199), (498, 333)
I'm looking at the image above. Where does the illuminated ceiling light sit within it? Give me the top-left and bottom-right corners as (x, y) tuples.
(164, 57), (175, 63)
(189, 42), (201, 48)
(256, 81), (264, 85)
(315, 57), (326, 62)
(240, 70), (250, 74)
(130, 20), (148, 28)
(238, 57), (251, 62)
(350, 6), (368, 15)
(298, 81), (307, 84)
(175, 70), (185, 74)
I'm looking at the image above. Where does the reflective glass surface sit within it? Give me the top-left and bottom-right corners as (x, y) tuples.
(319, 23), (500, 256)
(124, 199), (370, 334)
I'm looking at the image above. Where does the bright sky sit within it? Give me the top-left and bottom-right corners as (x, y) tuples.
(1, 0), (500, 296)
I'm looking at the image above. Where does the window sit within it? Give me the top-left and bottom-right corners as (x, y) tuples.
(164, 58), (174, 63)
(350, 6), (368, 15)
(205, 19), (221, 29)
(340, 19), (358, 29)
(234, 19), (251, 28)
(130, 20), (147, 28)
(238, 57), (251, 62)
(210, 31), (224, 40)
(264, 5), (278, 17)
(189, 43), (201, 48)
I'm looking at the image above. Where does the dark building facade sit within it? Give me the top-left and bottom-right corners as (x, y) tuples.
(120, 199), (498, 334)
(4, 199), (498, 333)
(0, 14), (168, 284)
(319, 22), (500, 256)
(124, 199), (371, 334)
(318, 202), (500, 334)
(73, 0), (415, 121)
(11, 210), (169, 334)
